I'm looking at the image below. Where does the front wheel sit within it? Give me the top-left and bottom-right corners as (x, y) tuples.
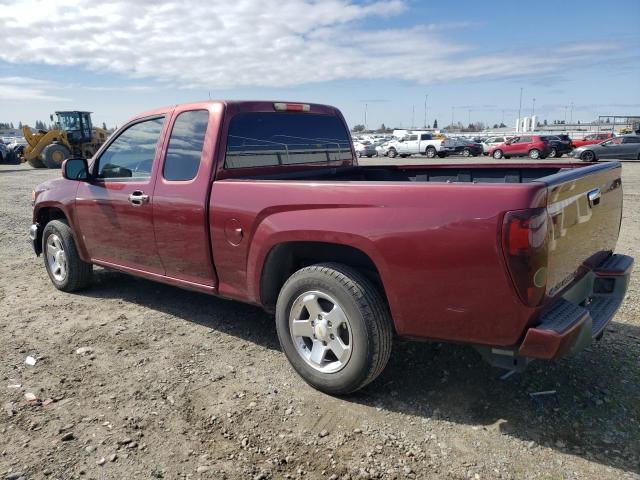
(492, 149), (503, 159)
(275, 263), (393, 395)
(462, 148), (470, 157)
(387, 148), (397, 158)
(42, 143), (71, 169)
(529, 149), (541, 159)
(42, 220), (93, 292)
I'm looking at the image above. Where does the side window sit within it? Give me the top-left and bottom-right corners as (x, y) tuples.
(623, 136), (639, 144)
(519, 136), (532, 143)
(163, 110), (209, 181)
(420, 133), (431, 140)
(408, 135), (418, 141)
(96, 117), (165, 180)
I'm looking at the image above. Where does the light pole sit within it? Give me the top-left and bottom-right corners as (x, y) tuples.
(517, 87), (523, 132)
(451, 106), (455, 129)
(532, 97), (536, 116)
(411, 105), (415, 129)
(364, 103), (368, 130)
(468, 109), (471, 128)
(570, 102), (574, 123)
(424, 94), (428, 128)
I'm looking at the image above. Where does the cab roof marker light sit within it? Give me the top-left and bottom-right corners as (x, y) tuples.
(274, 103), (310, 112)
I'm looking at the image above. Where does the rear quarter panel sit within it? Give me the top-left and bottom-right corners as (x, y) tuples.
(210, 180), (547, 346)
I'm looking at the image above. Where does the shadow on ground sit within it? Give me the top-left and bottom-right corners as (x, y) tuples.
(81, 268), (640, 474)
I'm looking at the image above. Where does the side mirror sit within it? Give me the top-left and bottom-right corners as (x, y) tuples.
(62, 158), (90, 181)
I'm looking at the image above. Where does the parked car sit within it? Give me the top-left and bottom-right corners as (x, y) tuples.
(569, 135), (640, 161)
(481, 136), (509, 155)
(489, 135), (551, 159)
(386, 133), (445, 158)
(442, 138), (483, 157)
(29, 100), (633, 395)
(375, 142), (391, 156)
(542, 135), (573, 158)
(354, 141), (377, 158)
(572, 132), (614, 149)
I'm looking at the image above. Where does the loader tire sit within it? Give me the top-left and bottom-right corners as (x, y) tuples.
(27, 157), (46, 168)
(42, 144), (71, 169)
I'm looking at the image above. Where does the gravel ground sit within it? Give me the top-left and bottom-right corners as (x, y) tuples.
(1, 160), (638, 480)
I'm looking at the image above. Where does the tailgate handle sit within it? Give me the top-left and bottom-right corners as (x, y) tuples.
(587, 188), (601, 207)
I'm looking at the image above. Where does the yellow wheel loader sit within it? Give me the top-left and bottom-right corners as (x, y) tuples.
(22, 111), (108, 168)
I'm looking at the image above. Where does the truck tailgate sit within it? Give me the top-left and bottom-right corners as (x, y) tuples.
(544, 162), (623, 297)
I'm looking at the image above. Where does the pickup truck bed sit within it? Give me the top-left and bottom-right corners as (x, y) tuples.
(30, 100), (633, 394)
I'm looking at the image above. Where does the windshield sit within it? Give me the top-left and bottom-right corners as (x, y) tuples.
(225, 112), (352, 169)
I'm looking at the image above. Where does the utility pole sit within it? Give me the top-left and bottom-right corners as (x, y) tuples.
(517, 87), (523, 133)
(424, 94), (428, 128)
(468, 109), (471, 127)
(411, 105), (415, 129)
(451, 106), (454, 129)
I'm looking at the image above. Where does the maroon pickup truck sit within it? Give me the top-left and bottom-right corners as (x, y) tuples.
(30, 101), (633, 394)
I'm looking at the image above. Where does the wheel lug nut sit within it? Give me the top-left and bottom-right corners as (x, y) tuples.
(327, 321), (332, 327)
(330, 334), (335, 339)
(317, 315), (322, 320)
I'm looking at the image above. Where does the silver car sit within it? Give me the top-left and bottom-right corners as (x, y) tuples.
(570, 135), (640, 161)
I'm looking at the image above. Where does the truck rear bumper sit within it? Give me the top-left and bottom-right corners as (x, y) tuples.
(518, 254), (633, 360)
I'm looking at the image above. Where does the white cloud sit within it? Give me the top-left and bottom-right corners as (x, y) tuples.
(0, 0), (621, 89)
(0, 77), (71, 101)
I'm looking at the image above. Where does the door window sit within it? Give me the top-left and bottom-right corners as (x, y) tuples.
(96, 117), (165, 180)
(408, 135), (418, 141)
(519, 136), (532, 143)
(163, 110), (209, 181)
(622, 136), (640, 143)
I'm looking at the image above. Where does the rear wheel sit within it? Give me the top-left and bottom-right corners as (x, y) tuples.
(42, 220), (93, 292)
(529, 149), (540, 159)
(425, 146), (437, 158)
(387, 148), (397, 158)
(492, 149), (503, 159)
(276, 263), (393, 395)
(42, 143), (71, 169)
(462, 148), (470, 157)
(549, 147), (557, 158)
(581, 150), (596, 162)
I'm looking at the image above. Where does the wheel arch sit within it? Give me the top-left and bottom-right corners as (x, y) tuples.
(34, 203), (89, 261)
(259, 241), (388, 314)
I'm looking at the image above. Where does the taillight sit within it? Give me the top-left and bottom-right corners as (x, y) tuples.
(502, 208), (549, 307)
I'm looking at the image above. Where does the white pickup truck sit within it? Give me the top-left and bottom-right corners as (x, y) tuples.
(386, 133), (445, 158)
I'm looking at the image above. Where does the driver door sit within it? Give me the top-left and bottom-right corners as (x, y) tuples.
(75, 115), (168, 274)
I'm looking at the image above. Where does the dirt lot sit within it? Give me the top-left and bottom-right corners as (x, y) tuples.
(1, 161), (639, 480)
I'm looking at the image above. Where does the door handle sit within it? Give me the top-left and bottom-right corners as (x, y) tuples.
(128, 190), (149, 206)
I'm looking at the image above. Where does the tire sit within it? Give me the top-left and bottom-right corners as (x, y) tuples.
(462, 148), (470, 157)
(492, 149), (503, 159)
(27, 157), (46, 168)
(387, 148), (397, 158)
(275, 263), (393, 395)
(580, 150), (596, 162)
(548, 148), (557, 158)
(528, 149), (540, 159)
(437, 152), (447, 158)
(425, 146), (437, 158)
(42, 220), (93, 292)
(399, 154), (409, 158)
(554, 152), (562, 158)
(42, 143), (71, 169)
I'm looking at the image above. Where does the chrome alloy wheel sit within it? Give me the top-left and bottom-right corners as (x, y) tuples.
(289, 291), (353, 374)
(46, 234), (67, 282)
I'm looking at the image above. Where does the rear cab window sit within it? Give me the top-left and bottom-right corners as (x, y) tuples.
(225, 112), (352, 169)
(163, 110), (209, 181)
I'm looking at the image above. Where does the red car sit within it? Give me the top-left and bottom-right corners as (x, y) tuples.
(572, 132), (615, 149)
(29, 101), (633, 395)
(489, 134), (552, 159)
